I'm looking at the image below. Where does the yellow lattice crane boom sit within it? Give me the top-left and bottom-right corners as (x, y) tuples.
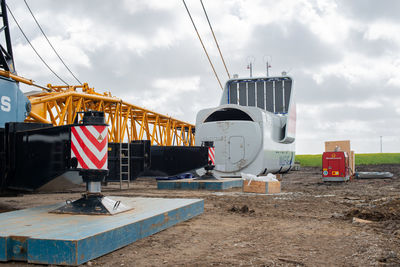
(25, 83), (195, 146)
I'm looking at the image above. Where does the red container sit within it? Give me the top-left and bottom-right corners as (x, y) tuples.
(322, 151), (350, 182)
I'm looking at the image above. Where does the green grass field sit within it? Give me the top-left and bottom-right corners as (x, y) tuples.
(295, 153), (400, 167)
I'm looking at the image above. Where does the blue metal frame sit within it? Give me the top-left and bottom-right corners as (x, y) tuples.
(157, 178), (243, 190)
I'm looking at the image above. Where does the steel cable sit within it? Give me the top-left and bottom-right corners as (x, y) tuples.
(182, 0), (223, 90)
(200, 0), (230, 79)
(23, 0), (82, 85)
(6, 4), (69, 85)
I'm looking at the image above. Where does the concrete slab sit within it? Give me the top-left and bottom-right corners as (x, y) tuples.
(157, 178), (243, 190)
(0, 197), (203, 265)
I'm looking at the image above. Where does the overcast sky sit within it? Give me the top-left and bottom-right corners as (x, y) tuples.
(6, 0), (400, 154)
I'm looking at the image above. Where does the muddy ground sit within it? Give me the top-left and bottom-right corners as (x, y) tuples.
(1, 164), (399, 266)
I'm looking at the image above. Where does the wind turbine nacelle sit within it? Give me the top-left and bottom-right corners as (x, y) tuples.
(195, 76), (296, 177)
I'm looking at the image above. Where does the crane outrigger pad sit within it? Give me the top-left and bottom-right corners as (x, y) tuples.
(157, 178), (243, 190)
(50, 194), (133, 215)
(0, 197), (204, 265)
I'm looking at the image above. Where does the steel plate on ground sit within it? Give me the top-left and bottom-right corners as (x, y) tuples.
(0, 197), (204, 265)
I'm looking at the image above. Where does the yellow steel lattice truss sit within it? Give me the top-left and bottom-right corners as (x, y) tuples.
(25, 83), (195, 146)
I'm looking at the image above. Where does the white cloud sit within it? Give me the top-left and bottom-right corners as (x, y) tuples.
(122, 0), (179, 14)
(364, 20), (400, 44)
(152, 76), (200, 92)
(298, 0), (354, 43)
(135, 76), (201, 119)
(307, 51), (400, 86)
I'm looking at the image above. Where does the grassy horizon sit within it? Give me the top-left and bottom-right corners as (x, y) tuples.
(295, 153), (400, 167)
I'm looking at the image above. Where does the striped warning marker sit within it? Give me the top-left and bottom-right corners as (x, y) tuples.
(71, 125), (108, 170)
(208, 147), (215, 165)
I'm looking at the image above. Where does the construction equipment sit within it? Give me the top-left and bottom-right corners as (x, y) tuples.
(50, 111), (132, 215)
(0, 87), (208, 193)
(325, 140), (355, 175)
(2, 108), (134, 214)
(1, 78), (209, 190)
(25, 83), (195, 146)
(322, 151), (350, 182)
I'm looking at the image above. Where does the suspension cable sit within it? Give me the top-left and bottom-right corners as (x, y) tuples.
(182, 0), (223, 90)
(24, 0), (82, 85)
(200, 0), (230, 79)
(6, 4), (69, 85)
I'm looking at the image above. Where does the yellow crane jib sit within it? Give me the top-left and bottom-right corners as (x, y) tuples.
(25, 83), (195, 146)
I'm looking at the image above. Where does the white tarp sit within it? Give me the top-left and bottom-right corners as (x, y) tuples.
(241, 172), (278, 185)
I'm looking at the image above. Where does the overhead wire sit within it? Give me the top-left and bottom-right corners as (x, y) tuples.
(6, 4), (69, 85)
(182, 0), (223, 90)
(23, 0), (82, 85)
(199, 0), (230, 79)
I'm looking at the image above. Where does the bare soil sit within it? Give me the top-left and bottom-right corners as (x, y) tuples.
(1, 164), (400, 266)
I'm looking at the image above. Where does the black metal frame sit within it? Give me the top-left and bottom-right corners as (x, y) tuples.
(0, 0), (15, 73)
(1, 122), (71, 191)
(105, 142), (209, 181)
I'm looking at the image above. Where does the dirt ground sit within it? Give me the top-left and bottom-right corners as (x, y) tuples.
(1, 164), (399, 266)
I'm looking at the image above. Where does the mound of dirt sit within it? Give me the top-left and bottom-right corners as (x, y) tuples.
(346, 198), (400, 221)
(229, 205), (255, 214)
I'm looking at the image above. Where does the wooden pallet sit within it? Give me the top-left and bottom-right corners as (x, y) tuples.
(242, 180), (281, 194)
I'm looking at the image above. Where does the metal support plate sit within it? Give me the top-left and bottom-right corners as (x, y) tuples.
(0, 197), (204, 265)
(157, 178), (243, 190)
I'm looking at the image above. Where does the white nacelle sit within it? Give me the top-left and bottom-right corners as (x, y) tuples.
(195, 76), (296, 177)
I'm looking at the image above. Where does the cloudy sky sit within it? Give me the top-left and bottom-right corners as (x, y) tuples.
(6, 0), (400, 154)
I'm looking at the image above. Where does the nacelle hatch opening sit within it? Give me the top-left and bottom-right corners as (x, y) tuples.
(204, 108), (253, 122)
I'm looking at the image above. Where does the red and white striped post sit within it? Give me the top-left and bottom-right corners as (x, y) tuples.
(199, 141), (216, 180)
(208, 146), (215, 166)
(52, 111), (133, 215)
(71, 125), (108, 170)
(70, 111), (109, 194)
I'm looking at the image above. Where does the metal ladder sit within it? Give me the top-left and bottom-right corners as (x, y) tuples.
(119, 143), (130, 189)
